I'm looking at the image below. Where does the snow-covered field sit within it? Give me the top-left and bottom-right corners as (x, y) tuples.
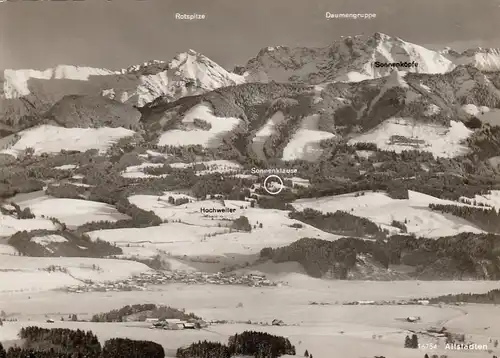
(348, 118), (472, 158)
(0, 256), (151, 294)
(292, 190), (483, 238)
(1, 280), (500, 357)
(10, 192), (129, 228)
(54, 164), (78, 170)
(282, 114), (335, 161)
(158, 103), (242, 148)
(86, 196), (337, 259)
(0, 244), (18, 255)
(0, 214), (57, 237)
(0, 125), (134, 157)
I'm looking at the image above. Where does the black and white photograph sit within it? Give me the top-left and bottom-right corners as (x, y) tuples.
(1, 0), (500, 357)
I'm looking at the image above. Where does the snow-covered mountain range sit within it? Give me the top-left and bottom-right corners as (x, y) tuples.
(238, 33), (500, 84)
(239, 32), (456, 83)
(2, 33), (500, 128)
(0, 50), (244, 131)
(441, 47), (500, 71)
(1, 32), (500, 153)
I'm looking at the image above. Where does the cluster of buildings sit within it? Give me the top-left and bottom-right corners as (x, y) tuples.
(62, 271), (281, 293)
(148, 318), (207, 330)
(343, 299), (430, 306)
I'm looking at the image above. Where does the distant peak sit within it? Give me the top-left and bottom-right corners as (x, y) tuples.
(373, 32), (391, 40)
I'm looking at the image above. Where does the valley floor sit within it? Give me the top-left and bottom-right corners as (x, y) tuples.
(1, 278), (500, 358)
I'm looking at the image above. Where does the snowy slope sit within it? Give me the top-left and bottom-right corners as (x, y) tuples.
(2, 65), (116, 99)
(0, 214), (57, 237)
(292, 190), (483, 238)
(251, 111), (287, 160)
(0, 124), (134, 157)
(11, 194), (129, 228)
(0, 256), (151, 293)
(282, 114), (335, 161)
(96, 195), (340, 258)
(157, 102), (242, 147)
(348, 118), (472, 158)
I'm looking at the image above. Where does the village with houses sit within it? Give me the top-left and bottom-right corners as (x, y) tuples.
(342, 299), (431, 306)
(61, 270), (282, 294)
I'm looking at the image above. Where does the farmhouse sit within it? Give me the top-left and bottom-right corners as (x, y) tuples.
(150, 318), (209, 330)
(406, 316), (421, 322)
(163, 318), (184, 330)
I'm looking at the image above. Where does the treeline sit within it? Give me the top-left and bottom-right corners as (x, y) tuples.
(426, 288), (500, 304)
(289, 208), (383, 238)
(77, 199), (163, 233)
(0, 346), (83, 358)
(190, 173), (252, 200)
(176, 331), (296, 358)
(46, 183), (87, 200)
(8, 229), (121, 257)
(19, 326), (101, 356)
(1, 326), (165, 358)
(260, 232), (500, 280)
(0, 178), (44, 199)
(90, 304), (200, 323)
(429, 203), (500, 234)
(102, 338), (164, 358)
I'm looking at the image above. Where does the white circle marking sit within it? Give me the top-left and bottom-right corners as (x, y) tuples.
(263, 174), (284, 195)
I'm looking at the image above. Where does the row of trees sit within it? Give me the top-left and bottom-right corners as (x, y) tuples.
(289, 208), (383, 238)
(176, 331), (296, 358)
(427, 288), (500, 304)
(19, 326), (101, 356)
(0, 326), (164, 358)
(429, 203), (500, 234)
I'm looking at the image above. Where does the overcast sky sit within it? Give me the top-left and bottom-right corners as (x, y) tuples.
(1, 0), (500, 71)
